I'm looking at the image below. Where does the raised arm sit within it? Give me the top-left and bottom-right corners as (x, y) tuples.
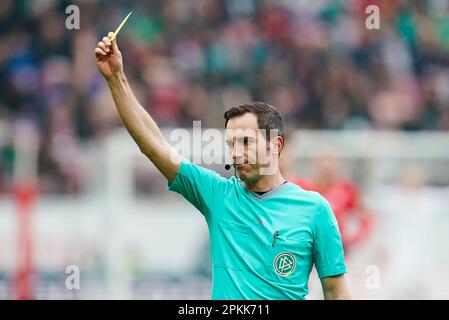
(95, 32), (181, 182)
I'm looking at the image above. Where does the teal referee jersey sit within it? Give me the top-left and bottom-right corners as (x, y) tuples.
(168, 159), (347, 300)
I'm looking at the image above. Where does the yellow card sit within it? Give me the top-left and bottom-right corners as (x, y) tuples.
(108, 11), (132, 41)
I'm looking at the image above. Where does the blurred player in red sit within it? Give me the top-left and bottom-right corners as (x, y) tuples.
(280, 147), (374, 255)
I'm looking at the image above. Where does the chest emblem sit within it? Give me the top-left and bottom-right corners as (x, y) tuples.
(273, 252), (296, 277)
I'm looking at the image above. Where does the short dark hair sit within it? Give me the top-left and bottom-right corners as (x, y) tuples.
(224, 101), (285, 142)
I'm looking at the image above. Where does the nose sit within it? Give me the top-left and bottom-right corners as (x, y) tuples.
(232, 143), (244, 164)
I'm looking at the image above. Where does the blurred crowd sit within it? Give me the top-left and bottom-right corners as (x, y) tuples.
(1, 0), (449, 193)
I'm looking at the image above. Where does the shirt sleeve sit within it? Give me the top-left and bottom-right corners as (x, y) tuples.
(312, 195), (347, 279)
(167, 157), (229, 220)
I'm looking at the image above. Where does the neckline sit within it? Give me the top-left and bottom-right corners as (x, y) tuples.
(254, 180), (288, 195)
(241, 180), (292, 201)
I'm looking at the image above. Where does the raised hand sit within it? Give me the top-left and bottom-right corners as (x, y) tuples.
(95, 32), (123, 80)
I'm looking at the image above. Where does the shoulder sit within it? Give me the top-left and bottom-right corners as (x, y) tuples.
(170, 159), (233, 192)
(181, 160), (229, 181)
(282, 182), (331, 218)
(286, 182), (325, 205)
(287, 184), (332, 220)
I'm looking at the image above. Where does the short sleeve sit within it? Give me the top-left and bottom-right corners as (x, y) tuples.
(167, 158), (229, 220)
(312, 196), (347, 279)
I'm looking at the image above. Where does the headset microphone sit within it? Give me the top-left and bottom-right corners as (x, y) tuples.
(225, 163), (242, 182)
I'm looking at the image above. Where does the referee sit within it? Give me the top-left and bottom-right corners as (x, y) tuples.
(95, 33), (351, 300)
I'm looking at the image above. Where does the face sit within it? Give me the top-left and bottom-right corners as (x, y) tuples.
(225, 113), (281, 183)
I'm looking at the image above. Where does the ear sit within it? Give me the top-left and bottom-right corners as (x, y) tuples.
(271, 136), (284, 156)
(277, 136), (284, 155)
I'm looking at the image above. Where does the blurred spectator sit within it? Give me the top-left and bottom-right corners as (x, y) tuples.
(1, 0), (449, 193)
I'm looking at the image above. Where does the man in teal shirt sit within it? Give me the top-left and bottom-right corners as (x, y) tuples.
(169, 156), (348, 299)
(95, 33), (351, 299)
